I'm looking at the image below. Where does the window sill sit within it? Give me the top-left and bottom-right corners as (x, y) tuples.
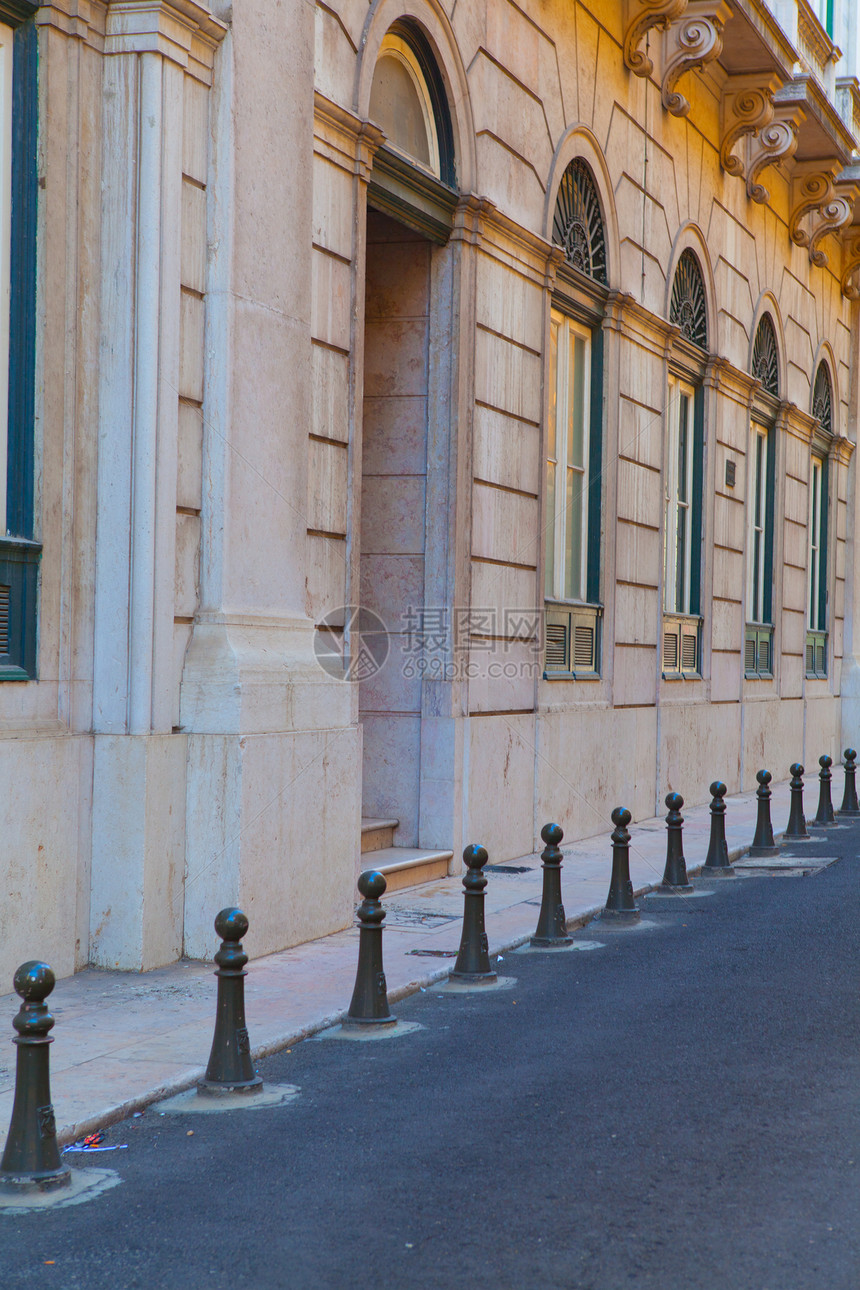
(662, 670), (703, 682)
(543, 669), (601, 682)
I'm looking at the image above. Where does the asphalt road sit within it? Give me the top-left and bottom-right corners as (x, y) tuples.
(2, 826), (859, 1290)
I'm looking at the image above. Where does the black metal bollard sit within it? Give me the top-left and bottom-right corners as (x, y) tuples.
(449, 845), (497, 983)
(198, 909), (263, 1094)
(661, 793), (693, 889)
(344, 870), (396, 1026)
(702, 781), (734, 874)
(784, 763), (810, 840)
(812, 754), (837, 827)
(600, 807), (640, 923)
(531, 823), (572, 947)
(749, 769), (779, 856)
(839, 749), (860, 816)
(0, 962), (71, 1193)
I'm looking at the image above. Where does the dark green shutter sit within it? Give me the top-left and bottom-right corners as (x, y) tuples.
(7, 16), (37, 539)
(690, 386), (705, 615)
(0, 13), (40, 679)
(819, 459), (828, 630)
(586, 324), (603, 605)
(763, 426), (776, 624)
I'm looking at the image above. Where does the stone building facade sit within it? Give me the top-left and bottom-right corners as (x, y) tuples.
(0, 0), (859, 983)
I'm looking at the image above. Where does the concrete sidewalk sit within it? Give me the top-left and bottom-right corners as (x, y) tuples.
(0, 768), (848, 1149)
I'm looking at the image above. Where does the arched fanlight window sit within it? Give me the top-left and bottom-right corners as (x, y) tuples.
(369, 25), (454, 185)
(751, 313), (779, 397)
(812, 362), (833, 435)
(670, 250), (708, 350)
(552, 159), (607, 284)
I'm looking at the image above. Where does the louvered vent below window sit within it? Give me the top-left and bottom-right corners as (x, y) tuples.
(0, 585), (10, 655)
(805, 630), (827, 680)
(663, 615), (701, 677)
(573, 624), (595, 671)
(544, 604), (601, 677)
(663, 631), (678, 672)
(745, 636), (757, 673)
(681, 631), (697, 672)
(545, 622), (568, 670)
(745, 625), (774, 678)
(759, 635), (770, 674)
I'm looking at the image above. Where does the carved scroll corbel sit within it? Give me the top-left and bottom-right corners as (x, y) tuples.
(720, 77), (779, 178)
(624, 0), (688, 78)
(790, 168), (838, 249)
(746, 109), (802, 204)
(662, 4), (730, 118)
(841, 232), (860, 300)
(807, 190), (856, 268)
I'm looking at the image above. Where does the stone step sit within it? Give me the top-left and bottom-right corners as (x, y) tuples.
(361, 818), (399, 853)
(360, 845), (454, 893)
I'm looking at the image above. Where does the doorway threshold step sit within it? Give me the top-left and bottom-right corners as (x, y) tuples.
(361, 846), (454, 893)
(361, 818), (399, 853)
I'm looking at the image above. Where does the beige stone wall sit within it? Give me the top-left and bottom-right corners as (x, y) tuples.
(312, 0), (859, 860)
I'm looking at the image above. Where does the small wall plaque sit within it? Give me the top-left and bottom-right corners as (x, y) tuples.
(725, 460), (736, 488)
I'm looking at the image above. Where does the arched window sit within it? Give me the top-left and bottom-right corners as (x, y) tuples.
(369, 24), (454, 186)
(670, 250), (708, 350)
(812, 361), (833, 436)
(807, 361), (833, 678)
(662, 250), (708, 678)
(751, 313), (779, 397)
(745, 313), (780, 677)
(552, 159), (607, 284)
(544, 157), (608, 677)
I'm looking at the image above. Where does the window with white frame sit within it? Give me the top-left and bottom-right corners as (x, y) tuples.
(545, 309), (590, 604)
(0, 19), (12, 531)
(664, 378), (695, 615)
(806, 454), (828, 677)
(747, 423), (771, 626)
(744, 420), (775, 678)
(0, 5), (40, 679)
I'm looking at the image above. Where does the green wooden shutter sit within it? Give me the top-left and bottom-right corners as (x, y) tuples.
(586, 324), (603, 606)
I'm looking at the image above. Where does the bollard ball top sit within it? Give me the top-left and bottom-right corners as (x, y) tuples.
(214, 908), (249, 943)
(756, 769), (772, 785)
(709, 781), (727, 799)
(462, 843), (489, 869)
(13, 961), (55, 1004)
(357, 869), (387, 901)
(611, 806), (632, 828)
(819, 754), (832, 769)
(540, 822), (564, 846)
(845, 748), (857, 762)
(665, 791), (683, 811)
(790, 762), (804, 777)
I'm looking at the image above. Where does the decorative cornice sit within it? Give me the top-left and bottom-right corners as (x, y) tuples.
(831, 434), (855, 465)
(0, 0), (39, 22)
(720, 75), (780, 179)
(623, 0), (687, 79)
(746, 107), (803, 204)
(104, 0), (226, 78)
(708, 356), (759, 408)
(779, 401), (819, 444)
(603, 289), (678, 359)
(662, 3), (730, 118)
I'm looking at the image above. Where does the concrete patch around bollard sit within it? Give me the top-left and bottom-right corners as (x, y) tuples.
(312, 1021), (423, 1042)
(514, 941), (607, 954)
(156, 1084), (300, 1115)
(0, 1166), (120, 1214)
(434, 976), (517, 994)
